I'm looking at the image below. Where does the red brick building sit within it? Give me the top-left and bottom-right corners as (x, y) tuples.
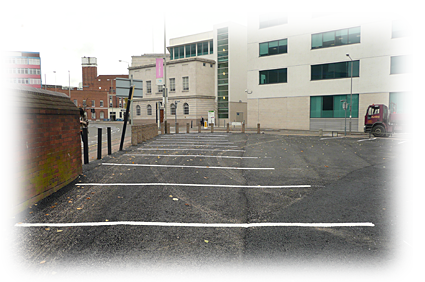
(44, 57), (128, 121)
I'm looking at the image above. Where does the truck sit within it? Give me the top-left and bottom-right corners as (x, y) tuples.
(364, 103), (404, 137)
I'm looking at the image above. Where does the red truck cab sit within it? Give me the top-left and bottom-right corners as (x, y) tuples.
(364, 103), (402, 137)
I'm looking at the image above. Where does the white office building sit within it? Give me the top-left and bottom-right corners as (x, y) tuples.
(246, 14), (410, 132)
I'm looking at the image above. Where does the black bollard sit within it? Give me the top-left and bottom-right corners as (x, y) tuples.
(82, 127), (89, 164)
(107, 127), (112, 155)
(97, 128), (102, 160)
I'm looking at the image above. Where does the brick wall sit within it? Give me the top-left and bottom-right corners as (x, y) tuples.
(16, 86), (82, 213)
(131, 123), (159, 145)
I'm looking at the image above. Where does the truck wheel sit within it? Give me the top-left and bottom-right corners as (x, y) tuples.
(372, 125), (386, 137)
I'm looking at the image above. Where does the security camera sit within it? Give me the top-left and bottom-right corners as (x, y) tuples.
(346, 53), (349, 56)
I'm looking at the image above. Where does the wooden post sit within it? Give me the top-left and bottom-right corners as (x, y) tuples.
(257, 123), (260, 134)
(226, 123), (230, 133)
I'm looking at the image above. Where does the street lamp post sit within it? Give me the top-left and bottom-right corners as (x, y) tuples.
(346, 53), (353, 135)
(174, 101), (180, 124)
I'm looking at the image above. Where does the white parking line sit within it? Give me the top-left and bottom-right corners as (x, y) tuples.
(137, 148), (245, 152)
(76, 183), (310, 189)
(151, 141), (234, 144)
(102, 163), (274, 170)
(124, 154), (258, 159)
(319, 137), (345, 140)
(143, 144), (239, 148)
(15, 221), (374, 228)
(357, 138), (377, 142)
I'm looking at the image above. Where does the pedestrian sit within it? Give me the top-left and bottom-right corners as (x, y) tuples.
(80, 108), (88, 141)
(200, 116), (204, 127)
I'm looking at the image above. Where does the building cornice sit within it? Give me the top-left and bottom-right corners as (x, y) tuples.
(129, 57), (216, 70)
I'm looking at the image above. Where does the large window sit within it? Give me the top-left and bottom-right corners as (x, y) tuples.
(310, 94), (359, 118)
(259, 15), (288, 29)
(391, 55), (410, 74)
(170, 103), (176, 115)
(259, 68), (287, 84)
(183, 77), (189, 91)
(312, 27), (360, 49)
(136, 105), (141, 116)
(259, 39), (287, 56)
(392, 19), (425, 38)
(147, 105), (152, 115)
(217, 27), (229, 119)
(146, 81), (151, 94)
(184, 103), (189, 115)
(311, 61), (359, 80)
(390, 92), (425, 114)
(169, 78), (175, 92)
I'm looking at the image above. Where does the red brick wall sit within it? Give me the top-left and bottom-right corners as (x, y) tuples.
(17, 86), (82, 213)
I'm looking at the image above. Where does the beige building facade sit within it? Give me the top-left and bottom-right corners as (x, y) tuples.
(130, 54), (216, 127)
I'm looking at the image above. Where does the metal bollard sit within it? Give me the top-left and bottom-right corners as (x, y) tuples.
(242, 122), (245, 133)
(82, 127), (89, 164)
(97, 128), (102, 160)
(186, 123), (190, 134)
(211, 124), (214, 133)
(107, 127), (112, 155)
(227, 123), (230, 133)
(175, 123), (179, 134)
(198, 124), (201, 133)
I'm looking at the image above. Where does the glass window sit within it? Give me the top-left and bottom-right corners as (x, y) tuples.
(170, 78), (175, 92)
(310, 96), (321, 118)
(136, 105), (141, 116)
(210, 40), (213, 54)
(392, 20), (409, 38)
(197, 43), (202, 56)
(170, 103), (176, 115)
(259, 68), (287, 85)
(183, 77), (189, 91)
(147, 105), (152, 115)
(391, 55), (409, 74)
(335, 29), (348, 45)
(311, 61), (359, 80)
(184, 103), (189, 115)
(322, 31), (335, 47)
(268, 41), (279, 55)
(312, 34), (322, 49)
(348, 27), (361, 44)
(146, 81), (151, 93)
(203, 42), (208, 55)
(260, 14), (269, 28)
(392, 19), (425, 38)
(259, 43), (268, 56)
(278, 39), (288, 53)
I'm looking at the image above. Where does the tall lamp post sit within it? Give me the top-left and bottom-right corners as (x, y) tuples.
(346, 53), (353, 135)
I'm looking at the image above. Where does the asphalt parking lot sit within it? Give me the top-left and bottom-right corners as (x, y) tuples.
(12, 132), (407, 280)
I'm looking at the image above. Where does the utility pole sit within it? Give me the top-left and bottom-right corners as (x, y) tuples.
(163, 15), (168, 133)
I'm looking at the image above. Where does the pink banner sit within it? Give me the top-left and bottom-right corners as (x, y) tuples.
(156, 58), (163, 78)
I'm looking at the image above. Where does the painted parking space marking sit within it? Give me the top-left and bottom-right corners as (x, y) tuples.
(137, 148), (245, 152)
(143, 144), (239, 148)
(124, 153), (258, 159)
(15, 221), (374, 228)
(76, 183), (310, 189)
(151, 141), (235, 144)
(319, 137), (345, 140)
(102, 163), (274, 170)
(357, 138), (377, 142)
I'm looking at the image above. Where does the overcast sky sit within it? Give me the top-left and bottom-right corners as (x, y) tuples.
(1, 12), (247, 86)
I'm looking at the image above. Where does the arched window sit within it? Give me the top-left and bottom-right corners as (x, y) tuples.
(147, 104), (152, 115)
(136, 105), (141, 116)
(184, 103), (189, 115)
(170, 103), (176, 115)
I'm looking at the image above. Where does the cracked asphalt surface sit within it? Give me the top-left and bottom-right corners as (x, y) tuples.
(12, 132), (406, 280)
